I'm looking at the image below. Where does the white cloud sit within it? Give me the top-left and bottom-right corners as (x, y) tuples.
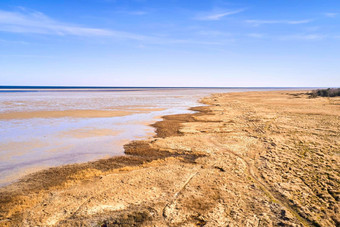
(0, 9), (147, 40)
(0, 38), (29, 45)
(246, 19), (312, 26)
(288, 20), (312, 24)
(195, 9), (245, 21)
(324, 12), (337, 18)
(0, 9), (235, 46)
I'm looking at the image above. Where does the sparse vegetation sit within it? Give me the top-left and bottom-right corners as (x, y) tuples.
(310, 88), (340, 97)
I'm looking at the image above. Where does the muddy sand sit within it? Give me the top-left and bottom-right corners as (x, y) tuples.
(0, 90), (339, 226)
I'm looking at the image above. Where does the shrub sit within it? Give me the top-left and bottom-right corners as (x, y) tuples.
(310, 88), (340, 97)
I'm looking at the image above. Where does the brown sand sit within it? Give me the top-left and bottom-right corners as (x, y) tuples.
(0, 108), (165, 120)
(0, 110), (132, 120)
(0, 91), (339, 226)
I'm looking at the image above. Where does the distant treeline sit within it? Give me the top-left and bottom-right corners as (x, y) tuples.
(310, 88), (340, 97)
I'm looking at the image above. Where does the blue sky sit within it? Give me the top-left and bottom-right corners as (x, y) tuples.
(0, 0), (339, 87)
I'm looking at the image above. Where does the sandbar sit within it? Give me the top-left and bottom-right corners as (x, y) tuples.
(0, 108), (166, 120)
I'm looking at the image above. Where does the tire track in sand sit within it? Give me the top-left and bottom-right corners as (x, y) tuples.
(207, 137), (312, 227)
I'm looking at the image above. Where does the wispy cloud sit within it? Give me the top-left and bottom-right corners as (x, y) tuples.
(0, 9), (227, 47)
(324, 12), (337, 18)
(196, 30), (232, 37)
(0, 9), (147, 40)
(162, 39), (224, 45)
(195, 9), (245, 21)
(279, 34), (325, 41)
(246, 33), (328, 41)
(0, 38), (29, 45)
(128, 11), (148, 16)
(247, 33), (265, 38)
(246, 19), (312, 26)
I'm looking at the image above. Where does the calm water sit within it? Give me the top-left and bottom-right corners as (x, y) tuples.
(0, 88), (300, 186)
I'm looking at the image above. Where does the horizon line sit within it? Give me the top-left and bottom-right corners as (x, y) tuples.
(0, 86), (328, 89)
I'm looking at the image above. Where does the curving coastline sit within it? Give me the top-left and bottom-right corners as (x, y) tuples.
(0, 90), (339, 226)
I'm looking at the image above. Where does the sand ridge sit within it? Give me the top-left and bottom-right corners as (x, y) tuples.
(0, 91), (339, 226)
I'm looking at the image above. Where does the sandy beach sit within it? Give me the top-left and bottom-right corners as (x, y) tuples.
(0, 90), (339, 226)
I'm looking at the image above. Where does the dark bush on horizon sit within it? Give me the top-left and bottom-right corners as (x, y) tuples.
(310, 88), (340, 97)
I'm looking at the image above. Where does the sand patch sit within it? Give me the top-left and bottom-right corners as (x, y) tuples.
(0, 140), (47, 161)
(58, 128), (122, 139)
(0, 110), (132, 120)
(0, 108), (166, 120)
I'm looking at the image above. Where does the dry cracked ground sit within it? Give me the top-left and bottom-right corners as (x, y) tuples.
(0, 91), (339, 226)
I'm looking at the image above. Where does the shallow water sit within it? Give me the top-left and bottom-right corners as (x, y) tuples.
(0, 88), (294, 186)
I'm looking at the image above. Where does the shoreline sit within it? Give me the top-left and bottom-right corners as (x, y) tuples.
(0, 104), (179, 187)
(0, 90), (339, 226)
(0, 97), (210, 225)
(0, 104), (209, 192)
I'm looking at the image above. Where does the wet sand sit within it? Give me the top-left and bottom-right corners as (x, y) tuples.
(0, 106), (167, 187)
(0, 108), (166, 120)
(0, 90), (339, 226)
(58, 128), (122, 139)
